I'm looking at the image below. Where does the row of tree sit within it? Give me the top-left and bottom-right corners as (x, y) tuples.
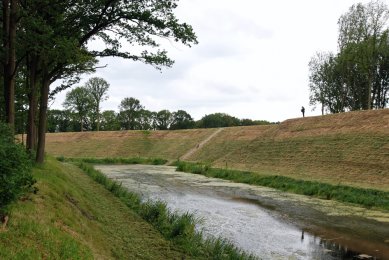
(0, 0), (198, 162)
(309, 0), (389, 114)
(46, 86), (272, 132)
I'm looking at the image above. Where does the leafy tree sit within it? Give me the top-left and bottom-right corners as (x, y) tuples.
(309, 0), (389, 113)
(240, 119), (271, 126)
(63, 87), (92, 132)
(138, 109), (155, 130)
(47, 109), (78, 133)
(155, 109), (172, 130)
(100, 110), (120, 131)
(118, 97), (144, 130)
(85, 77), (109, 131)
(170, 110), (194, 130)
(1, 0), (198, 163)
(309, 52), (347, 114)
(197, 113), (240, 128)
(337, 0), (389, 109)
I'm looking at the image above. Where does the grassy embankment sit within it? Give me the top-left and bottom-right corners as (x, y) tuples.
(0, 158), (186, 259)
(46, 128), (216, 159)
(46, 109), (389, 192)
(189, 110), (389, 191)
(0, 157), (253, 259)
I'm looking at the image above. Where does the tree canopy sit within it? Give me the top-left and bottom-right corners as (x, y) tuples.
(309, 0), (389, 113)
(1, 0), (198, 162)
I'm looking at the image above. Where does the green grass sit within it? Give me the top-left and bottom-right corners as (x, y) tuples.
(0, 157), (190, 259)
(175, 161), (389, 211)
(75, 162), (256, 259)
(57, 156), (167, 165)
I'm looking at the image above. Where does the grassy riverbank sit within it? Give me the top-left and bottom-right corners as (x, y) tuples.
(0, 158), (188, 259)
(175, 161), (389, 211)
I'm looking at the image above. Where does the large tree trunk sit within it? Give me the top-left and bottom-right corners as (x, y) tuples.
(36, 76), (50, 163)
(2, 0), (17, 129)
(2, 0), (10, 121)
(27, 55), (38, 152)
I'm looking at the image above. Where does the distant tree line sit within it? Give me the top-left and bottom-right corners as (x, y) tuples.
(309, 0), (389, 114)
(42, 78), (272, 132)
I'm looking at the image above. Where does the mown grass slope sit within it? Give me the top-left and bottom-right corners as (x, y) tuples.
(189, 109), (389, 191)
(45, 109), (389, 191)
(0, 158), (188, 259)
(46, 129), (215, 159)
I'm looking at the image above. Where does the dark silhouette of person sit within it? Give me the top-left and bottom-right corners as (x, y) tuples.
(301, 106), (305, 117)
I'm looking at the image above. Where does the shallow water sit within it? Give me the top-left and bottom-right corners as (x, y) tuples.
(95, 164), (389, 260)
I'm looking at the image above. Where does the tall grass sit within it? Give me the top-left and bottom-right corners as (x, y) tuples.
(75, 161), (256, 259)
(175, 161), (389, 211)
(57, 156), (167, 165)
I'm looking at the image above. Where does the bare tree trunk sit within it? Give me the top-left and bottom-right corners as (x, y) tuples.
(36, 76), (50, 163)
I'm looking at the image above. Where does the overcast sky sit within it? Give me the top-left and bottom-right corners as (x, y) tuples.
(51, 0), (372, 122)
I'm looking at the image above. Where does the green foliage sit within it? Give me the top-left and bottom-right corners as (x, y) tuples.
(309, 0), (389, 112)
(154, 109), (173, 130)
(118, 97), (144, 130)
(0, 123), (35, 214)
(100, 110), (120, 131)
(63, 87), (93, 131)
(75, 162), (255, 259)
(170, 110), (195, 130)
(197, 113), (241, 128)
(197, 113), (271, 128)
(85, 77), (110, 131)
(175, 161), (389, 210)
(50, 95), (272, 132)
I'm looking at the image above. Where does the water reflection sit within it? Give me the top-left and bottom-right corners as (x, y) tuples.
(95, 165), (388, 260)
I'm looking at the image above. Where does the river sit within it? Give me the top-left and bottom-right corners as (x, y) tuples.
(95, 164), (389, 260)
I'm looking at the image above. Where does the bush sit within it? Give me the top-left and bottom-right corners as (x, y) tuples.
(0, 123), (35, 215)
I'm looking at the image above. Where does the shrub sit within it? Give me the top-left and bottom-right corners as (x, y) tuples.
(0, 123), (35, 215)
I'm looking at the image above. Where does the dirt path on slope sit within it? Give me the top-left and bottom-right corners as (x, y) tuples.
(179, 128), (224, 161)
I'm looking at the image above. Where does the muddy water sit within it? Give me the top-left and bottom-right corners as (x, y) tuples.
(95, 165), (389, 260)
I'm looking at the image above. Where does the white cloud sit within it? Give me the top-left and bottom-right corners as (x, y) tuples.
(51, 0), (375, 122)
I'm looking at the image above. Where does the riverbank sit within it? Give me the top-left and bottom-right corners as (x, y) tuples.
(0, 158), (190, 259)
